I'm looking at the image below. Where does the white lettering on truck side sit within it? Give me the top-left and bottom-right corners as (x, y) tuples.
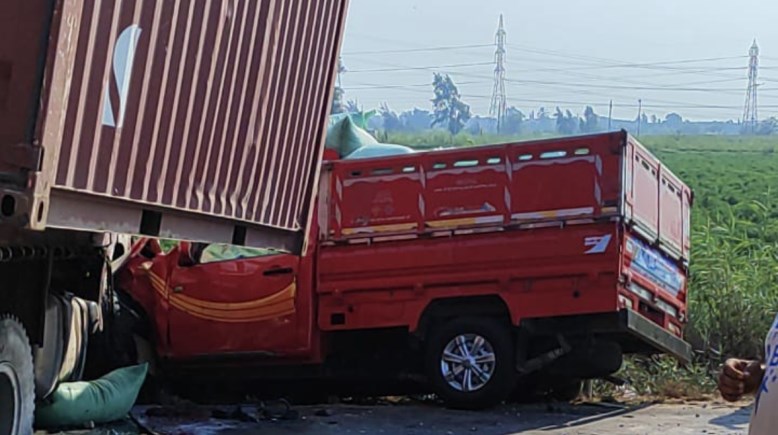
(102, 24), (142, 129)
(584, 234), (612, 254)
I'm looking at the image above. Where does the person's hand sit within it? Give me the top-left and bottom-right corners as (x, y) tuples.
(719, 358), (764, 402)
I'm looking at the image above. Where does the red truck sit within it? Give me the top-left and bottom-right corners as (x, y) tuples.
(0, 1), (347, 433)
(117, 130), (693, 409)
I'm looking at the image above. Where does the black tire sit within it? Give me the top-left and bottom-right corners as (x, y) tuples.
(0, 316), (35, 435)
(425, 317), (516, 410)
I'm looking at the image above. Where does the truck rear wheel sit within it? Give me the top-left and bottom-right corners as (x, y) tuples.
(425, 317), (516, 410)
(0, 316), (34, 435)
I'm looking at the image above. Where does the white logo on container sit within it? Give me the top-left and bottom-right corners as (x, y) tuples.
(102, 24), (142, 128)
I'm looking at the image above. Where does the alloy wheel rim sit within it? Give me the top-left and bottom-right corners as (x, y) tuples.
(440, 333), (497, 393)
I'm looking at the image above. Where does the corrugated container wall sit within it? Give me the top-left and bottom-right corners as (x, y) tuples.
(0, 0), (349, 252)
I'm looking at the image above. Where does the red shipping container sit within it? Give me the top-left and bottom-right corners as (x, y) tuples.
(0, 0), (349, 252)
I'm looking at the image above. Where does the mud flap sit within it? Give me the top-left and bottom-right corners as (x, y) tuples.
(620, 309), (692, 365)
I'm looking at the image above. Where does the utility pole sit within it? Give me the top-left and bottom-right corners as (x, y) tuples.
(337, 56), (346, 89)
(489, 14), (508, 132)
(331, 56), (347, 115)
(608, 100), (613, 131)
(637, 99), (643, 137)
(743, 39), (760, 133)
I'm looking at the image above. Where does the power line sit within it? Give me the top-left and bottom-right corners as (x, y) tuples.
(348, 55), (778, 104)
(352, 60), (756, 103)
(346, 62), (493, 73)
(345, 64), (765, 110)
(344, 56), (751, 91)
(505, 62), (745, 79)
(503, 44), (750, 82)
(340, 33), (769, 119)
(506, 44), (747, 68)
(349, 80), (488, 90)
(505, 78), (748, 93)
(348, 80), (773, 111)
(342, 43), (494, 56)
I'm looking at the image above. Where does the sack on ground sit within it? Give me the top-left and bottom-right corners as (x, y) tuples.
(35, 363), (148, 428)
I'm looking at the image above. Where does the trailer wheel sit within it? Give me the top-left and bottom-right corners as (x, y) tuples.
(425, 317), (516, 410)
(0, 316), (34, 435)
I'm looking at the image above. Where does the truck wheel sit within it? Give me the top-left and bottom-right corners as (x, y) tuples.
(425, 317), (516, 410)
(0, 316), (34, 435)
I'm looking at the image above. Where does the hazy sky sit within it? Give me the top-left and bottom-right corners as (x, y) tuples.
(340, 0), (778, 121)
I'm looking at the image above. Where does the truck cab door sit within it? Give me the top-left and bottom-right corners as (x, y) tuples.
(165, 243), (312, 359)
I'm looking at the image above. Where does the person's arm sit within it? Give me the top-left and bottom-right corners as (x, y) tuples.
(719, 358), (765, 402)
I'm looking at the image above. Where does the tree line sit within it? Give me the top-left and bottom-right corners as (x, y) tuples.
(332, 74), (778, 137)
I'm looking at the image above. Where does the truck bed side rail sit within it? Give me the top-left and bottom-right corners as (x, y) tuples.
(322, 132), (626, 242)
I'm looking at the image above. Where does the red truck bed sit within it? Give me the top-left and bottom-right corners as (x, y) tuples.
(317, 131), (691, 353)
(320, 131), (691, 261)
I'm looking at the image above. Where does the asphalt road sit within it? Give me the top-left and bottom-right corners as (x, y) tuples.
(121, 401), (751, 435)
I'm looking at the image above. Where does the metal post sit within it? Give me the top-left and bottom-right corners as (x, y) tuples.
(637, 99), (643, 137)
(490, 14), (508, 132)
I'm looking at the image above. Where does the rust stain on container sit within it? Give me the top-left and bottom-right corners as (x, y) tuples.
(0, 0), (349, 250)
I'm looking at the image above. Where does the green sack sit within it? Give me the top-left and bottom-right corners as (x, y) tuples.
(328, 110), (377, 130)
(35, 363), (148, 428)
(325, 116), (378, 157)
(199, 243), (279, 263)
(344, 143), (415, 160)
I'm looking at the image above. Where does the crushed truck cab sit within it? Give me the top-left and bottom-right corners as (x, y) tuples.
(118, 131), (693, 409)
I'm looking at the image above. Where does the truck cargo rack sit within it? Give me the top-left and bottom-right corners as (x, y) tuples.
(320, 131), (690, 264)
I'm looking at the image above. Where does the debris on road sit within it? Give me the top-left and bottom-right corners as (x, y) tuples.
(120, 400), (750, 435)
